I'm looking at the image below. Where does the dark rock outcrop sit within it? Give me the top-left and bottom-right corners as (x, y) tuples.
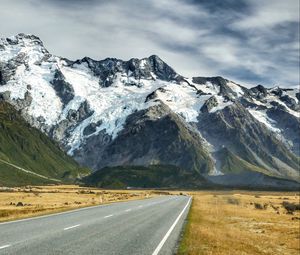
(192, 76), (238, 99)
(73, 55), (183, 88)
(200, 96), (218, 113)
(51, 100), (94, 143)
(249, 85), (268, 99)
(279, 95), (299, 111)
(50, 70), (74, 106)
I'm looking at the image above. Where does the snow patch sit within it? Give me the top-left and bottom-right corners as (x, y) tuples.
(209, 166), (224, 176)
(210, 96), (233, 113)
(248, 109), (281, 133)
(155, 82), (210, 122)
(226, 81), (244, 97)
(0, 60), (62, 126)
(139, 59), (148, 69)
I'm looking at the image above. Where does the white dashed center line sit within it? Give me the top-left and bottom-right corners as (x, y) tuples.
(64, 224), (81, 230)
(104, 214), (113, 218)
(125, 209), (132, 212)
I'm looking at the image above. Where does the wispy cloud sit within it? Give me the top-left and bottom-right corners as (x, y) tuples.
(233, 0), (299, 29)
(0, 0), (299, 87)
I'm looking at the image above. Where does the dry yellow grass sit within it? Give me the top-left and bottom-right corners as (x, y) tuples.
(178, 191), (300, 255)
(0, 185), (160, 222)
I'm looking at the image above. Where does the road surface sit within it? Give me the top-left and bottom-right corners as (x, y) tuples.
(0, 195), (191, 255)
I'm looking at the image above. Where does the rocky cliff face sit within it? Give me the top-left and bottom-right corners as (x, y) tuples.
(0, 33), (299, 187)
(74, 103), (214, 173)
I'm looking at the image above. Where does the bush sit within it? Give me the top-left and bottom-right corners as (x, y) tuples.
(254, 203), (264, 210)
(16, 202), (24, 207)
(282, 201), (300, 213)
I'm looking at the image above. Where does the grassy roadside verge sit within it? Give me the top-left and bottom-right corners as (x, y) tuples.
(177, 191), (300, 255)
(0, 185), (161, 222)
(176, 198), (193, 254)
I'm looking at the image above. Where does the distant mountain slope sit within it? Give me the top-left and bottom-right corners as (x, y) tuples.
(82, 165), (209, 189)
(0, 101), (90, 186)
(0, 33), (299, 188)
(0, 160), (55, 186)
(83, 164), (299, 191)
(197, 103), (299, 180)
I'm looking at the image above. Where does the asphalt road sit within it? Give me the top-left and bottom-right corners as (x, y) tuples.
(0, 195), (191, 255)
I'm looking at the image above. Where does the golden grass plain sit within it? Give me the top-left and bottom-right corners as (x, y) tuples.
(0, 185), (160, 222)
(178, 191), (300, 255)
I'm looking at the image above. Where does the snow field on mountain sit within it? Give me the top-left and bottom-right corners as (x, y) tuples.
(155, 82), (211, 122)
(1, 33), (299, 157)
(0, 35), (64, 126)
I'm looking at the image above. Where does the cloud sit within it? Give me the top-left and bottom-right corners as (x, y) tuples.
(233, 0), (299, 29)
(0, 0), (298, 87)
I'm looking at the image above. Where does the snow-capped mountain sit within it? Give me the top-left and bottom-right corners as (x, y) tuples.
(0, 34), (299, 188)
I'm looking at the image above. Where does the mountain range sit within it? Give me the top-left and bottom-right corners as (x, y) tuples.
(0, 33), (299, 189)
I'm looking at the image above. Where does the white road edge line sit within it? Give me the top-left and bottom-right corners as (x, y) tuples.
(104, 214), (113, 218)
(152, 197), (192, 255)
(0, 244), (11, 249)
(63, 224), (81, 230)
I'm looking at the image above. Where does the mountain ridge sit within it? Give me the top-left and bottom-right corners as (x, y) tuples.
(0, 33), (299, 188)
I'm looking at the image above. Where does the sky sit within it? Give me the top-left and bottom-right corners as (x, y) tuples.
(0, 0), (299, 87)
